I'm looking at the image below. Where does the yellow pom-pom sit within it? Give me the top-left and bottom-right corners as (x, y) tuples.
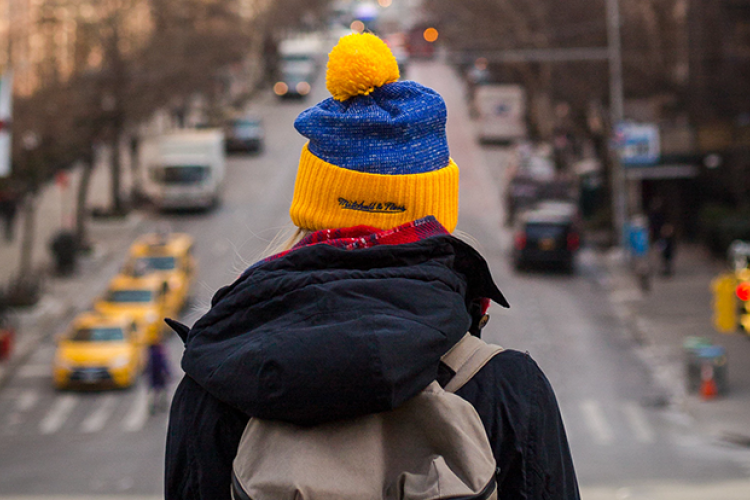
(326, 33), (400, 101)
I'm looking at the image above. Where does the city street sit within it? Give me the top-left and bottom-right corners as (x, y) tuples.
(0, 59), (748, 499)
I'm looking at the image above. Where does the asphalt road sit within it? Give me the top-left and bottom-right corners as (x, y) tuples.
(0, 59), (748, 499)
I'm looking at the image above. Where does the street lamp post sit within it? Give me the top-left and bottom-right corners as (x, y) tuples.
(606, 0), (627, 247)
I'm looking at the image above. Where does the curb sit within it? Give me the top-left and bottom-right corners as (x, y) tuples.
(0, 299), (75, 389)
(588, 246), (687, 407)
(589, 243), (750, 450)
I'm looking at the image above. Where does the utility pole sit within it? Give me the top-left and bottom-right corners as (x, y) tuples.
(606, 0), (627, 246)
(447, 0), (628, 246)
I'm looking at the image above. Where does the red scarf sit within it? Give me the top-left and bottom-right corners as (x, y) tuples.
(260, 216), (490, 316)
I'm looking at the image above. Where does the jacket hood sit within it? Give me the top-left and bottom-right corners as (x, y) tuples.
(175, 234), (506, 425)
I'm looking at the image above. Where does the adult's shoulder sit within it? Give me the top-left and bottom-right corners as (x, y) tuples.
(455, 347), (554, 413)
(469, 349), (580, 499)
(482, 347), (547, 385)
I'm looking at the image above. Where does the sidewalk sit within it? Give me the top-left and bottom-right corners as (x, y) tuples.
(0, 145), (132, 287)
(596, 242), (750, 445)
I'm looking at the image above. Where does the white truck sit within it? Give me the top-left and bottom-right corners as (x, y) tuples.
(140, 129), (226, 210)
(474, 84), (527, 144)
(278, 36), (322, 75)
(275, 35), (324, 98)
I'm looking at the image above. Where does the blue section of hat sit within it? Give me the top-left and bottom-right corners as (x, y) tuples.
(294, 81), (450, 174)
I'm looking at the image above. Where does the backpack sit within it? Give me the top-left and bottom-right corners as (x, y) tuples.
(231, 333), (503, 500)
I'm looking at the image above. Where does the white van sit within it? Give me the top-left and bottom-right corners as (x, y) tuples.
(140, 129), (225, 210)
(474, 84), (527, 144)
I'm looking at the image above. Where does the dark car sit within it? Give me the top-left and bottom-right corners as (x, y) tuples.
(273, 70), (313, 100)
(225, 117), (264, 154)
(512, 204), (580, 272)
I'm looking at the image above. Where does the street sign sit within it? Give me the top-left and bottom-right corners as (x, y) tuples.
(615, 122), (660, 166)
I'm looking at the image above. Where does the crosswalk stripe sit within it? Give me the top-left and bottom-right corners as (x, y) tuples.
(17, 364), (51, 378)
(16, 389), (39, 412)
(39, 395), (78, 434)
(623, 401), (655, 443)
(80, 395), (118, 433)
(122, 384), (149, 432)
(581, 399), (615, 445)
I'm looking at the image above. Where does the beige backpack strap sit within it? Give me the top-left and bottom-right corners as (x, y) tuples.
(442, 333), (503, 393)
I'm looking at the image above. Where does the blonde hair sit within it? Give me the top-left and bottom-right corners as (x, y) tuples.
(452, 229), (483, 253)
(259, 225), (313, 260)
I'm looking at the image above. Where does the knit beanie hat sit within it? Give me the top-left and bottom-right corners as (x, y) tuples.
(290, 33), (459, 232)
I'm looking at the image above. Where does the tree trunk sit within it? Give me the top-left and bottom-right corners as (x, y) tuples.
(130, 136), (142, 207)
(75, 151), (94, 251)
(110, 127), (123, 214)
(17, 193), (37, 282)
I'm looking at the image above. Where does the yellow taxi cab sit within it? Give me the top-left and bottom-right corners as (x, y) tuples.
(122, 232), (197, 315)
(53, 312), (145, 390)
(94, 274), (171, 345)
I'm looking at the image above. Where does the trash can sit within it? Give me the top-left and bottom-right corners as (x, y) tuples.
(49, 231), (78, 276)
(684, 338), (728, 396)
(684, 337), (710, 393)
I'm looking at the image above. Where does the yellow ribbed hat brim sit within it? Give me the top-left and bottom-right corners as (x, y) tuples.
(290, 144), (459, 232)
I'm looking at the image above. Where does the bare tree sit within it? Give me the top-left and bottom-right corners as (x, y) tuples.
(8, 86), (64, 303)
(427, 0), (690, 234)
(4, 0), (334, 290)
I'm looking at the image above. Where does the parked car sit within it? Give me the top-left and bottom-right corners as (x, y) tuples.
(534, 199), (581, 223)
(505, 144), (579, 226)
(506, 175), (540, 226)
(94, 275), (171, 345)
(121, 232), (197, 314)
(53, 312), (145, 390)
(225, 117), (265, 154)
(512, 205), (581, 273)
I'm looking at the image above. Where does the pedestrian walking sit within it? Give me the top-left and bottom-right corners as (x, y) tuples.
(145, 342), (171, 414)
(0, 190), (18, 243)
(647, 197), (665, 245)
(659, 223), (677, 276)
(628, 215), (652, 292)
(165, 33), (579, 500)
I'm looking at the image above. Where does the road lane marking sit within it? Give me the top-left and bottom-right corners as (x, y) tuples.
(581, 399), (615, 445)
(80, 395), (118, 433)
(610, 289), (642, 303)
(14, 389), (40, 412)
(39, 395), (78, 434)
(17, 364), (51, 378)
(3, 390), (40, 433)
(122, 384), (149, 432)
(623, 401), (655, 443)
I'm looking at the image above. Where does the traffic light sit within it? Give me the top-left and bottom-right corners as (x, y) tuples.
(737, 281), (750, 333)
(712, 274), (737, 333)
(423, 28), (439, 43)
